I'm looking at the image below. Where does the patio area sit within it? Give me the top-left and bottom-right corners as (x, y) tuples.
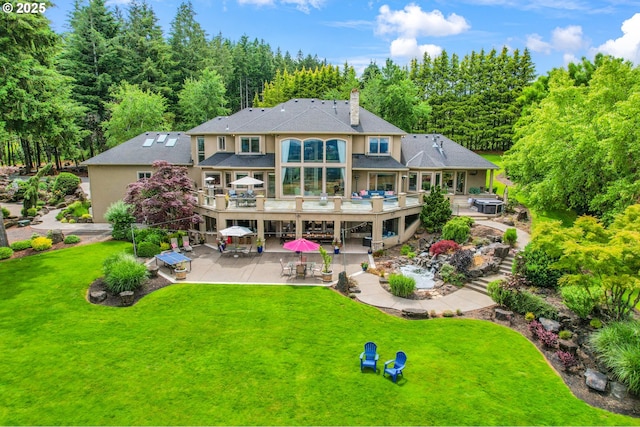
(154, 244), (370, 285)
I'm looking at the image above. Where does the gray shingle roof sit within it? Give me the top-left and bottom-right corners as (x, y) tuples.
(401, 134), (499, 169)
(187, 98), (406, 135)
(199, 152), (275, 168)
(352, 154), (408, 170)
(82, 132), (191, 166)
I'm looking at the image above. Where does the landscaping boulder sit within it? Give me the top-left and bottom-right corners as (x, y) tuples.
(119, 291), (135, 307)
(558, 339), (578, 355)
(610, 382), (628, 400)
(584, 369), (608, 392)
(494, 308), (513, 322)
(335, 271), (349, 294)
(89, 291), (107, 303)
(402, 308), (428, 319)
(49, 229), (64, 244)
(491, 244), (511, 259)
(539, 317), (561, 333)
(147, 265), (159, 278)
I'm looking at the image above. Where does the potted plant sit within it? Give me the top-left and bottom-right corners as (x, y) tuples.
(256, 238), (264, 254)
(174, 261), (187, 280)
(360, 261), (369, 271)
(319, 246), (333, 282)
(332, 239), (341, 254)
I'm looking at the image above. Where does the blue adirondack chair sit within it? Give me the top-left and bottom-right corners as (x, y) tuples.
(383, 351), (407, 383)
(359, 341), (379, 372)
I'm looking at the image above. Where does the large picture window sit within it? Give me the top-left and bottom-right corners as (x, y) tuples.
(280, 138), (347, 197)
(240, 136), (260, 153)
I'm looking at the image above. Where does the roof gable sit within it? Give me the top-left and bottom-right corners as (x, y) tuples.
(82, 132), (191, 166)
(401, 134), (499, 169)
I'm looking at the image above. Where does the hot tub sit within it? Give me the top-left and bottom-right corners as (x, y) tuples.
(473, 198), (504, 214)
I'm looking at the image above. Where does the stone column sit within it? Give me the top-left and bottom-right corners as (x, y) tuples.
(197, 190), (205, 206)
(371, 195), (383, 213)
(398, 192), (406, 208)
(295, 195), (304, 211)
(256, 195), (265, 211)
(215, 194), (227, 211)
(333, 196), (342, 212)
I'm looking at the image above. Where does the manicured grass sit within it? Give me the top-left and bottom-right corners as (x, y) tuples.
(478, 152), (507, 196)
(0, 242), (636, 425)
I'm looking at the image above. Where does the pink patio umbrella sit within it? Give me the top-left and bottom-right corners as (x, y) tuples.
(282, 238), (320, 262)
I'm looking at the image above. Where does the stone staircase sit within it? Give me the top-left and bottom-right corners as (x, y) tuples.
(465, 252), (515, 295)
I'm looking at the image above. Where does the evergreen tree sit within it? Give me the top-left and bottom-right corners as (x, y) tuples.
(420, 186), (452, 232)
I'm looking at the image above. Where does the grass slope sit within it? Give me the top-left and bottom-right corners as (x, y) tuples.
(0, 242), (635, 425)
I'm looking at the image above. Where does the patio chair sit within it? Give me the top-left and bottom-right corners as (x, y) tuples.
(360, 341), (379, 373)
(182, 235), (193, 252)
(170, 237), (180, 253)
(383, 351), (407, 383)
(228, 189), (238, 199)
(280, 259), (293, 277)
(310, 262), (322, 278)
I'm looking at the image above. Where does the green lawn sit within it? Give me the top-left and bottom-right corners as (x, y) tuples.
(0, 242), (635, 426)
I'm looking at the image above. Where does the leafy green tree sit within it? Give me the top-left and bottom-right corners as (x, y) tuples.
(554, 210), (640, 321)
(420, 186), (452, 232)
(103, 83), (170, 147)
(178, 68), (230, 129)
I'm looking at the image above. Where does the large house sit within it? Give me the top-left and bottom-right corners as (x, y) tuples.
(84, 90), (499, 250)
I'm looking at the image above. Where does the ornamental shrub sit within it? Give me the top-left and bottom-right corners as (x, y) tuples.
(0, 247), (13, 259)
(487, 280), (509, 306)
(449, 249), (474, 274)
(400, 244), (412, 256)
(53, 172), (81, 195)
(439, 263), (465, 286)
(388, 273), (416, 297)
(555, 350), (579, 369)
(487, 280), (558, 319)
(26, 207), (37, 217)
(104, 200), (135, 240)
(514, 244), (563, 288)
(1, 206), (10, 219)
(558, 330), (573, 340)
(441, 216), (473, 244)
(528, 320), (558, 347)
(64, 235), (81, 244)
(103, 252), (148, 294)
(420, 186), (451, 232)
(31, 236), (52, 251)
(560, 285), (603, 319)
(503, 228), (518, 247)
(442, 310), (455, 317)
(136, 241), (161, 257)
(429, 240), (459, 256)
(10, 239), (32, 251)
(590, 321), (640, 394)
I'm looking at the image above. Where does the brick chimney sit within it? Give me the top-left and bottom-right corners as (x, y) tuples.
(350, 88), (359, 126)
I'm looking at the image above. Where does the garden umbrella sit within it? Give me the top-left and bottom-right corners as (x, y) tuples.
(282, 238), (320, 262)
(230, 176), (264, 187)
(219, 226), (254, 237)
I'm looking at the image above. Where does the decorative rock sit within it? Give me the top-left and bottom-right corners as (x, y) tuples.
(335, 271), (349, 294)
(494, 308), (513, 321)
(147, 265), (159, 278)
(119, 291), (135, 307)
(49, 229), (64, 244)
(610, 382), (628, 400)
(558, 339), (578, 355)
(514, 207), (528, 221)
(89, 291), (107, 303)
(402, 308), (428, 319)
(539, 317), (561, 333)
(491, 244), (511, 259)
(584, 369), (608, 392)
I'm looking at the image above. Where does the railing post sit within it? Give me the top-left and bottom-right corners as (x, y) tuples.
(398, 192), (406, 208)
(256, 195), (265, 211)
(333, 196), (342, 212)
(371, 195), (383, 213)
(215, 194), (227, 211)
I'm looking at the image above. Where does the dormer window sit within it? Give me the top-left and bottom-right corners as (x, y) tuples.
(240, 136), (260, 154)
(368, 136), (390, 155)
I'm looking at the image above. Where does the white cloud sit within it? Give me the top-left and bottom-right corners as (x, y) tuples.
(376, 3), (470, 38)
(238, 0), (275, 5)
(390, 37), (442, 58)
(551, 25), (585, 51)
(526, 33), (552, 54)
(592, 13), (640, 64)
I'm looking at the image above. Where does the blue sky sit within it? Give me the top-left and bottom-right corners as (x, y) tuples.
(46, 0), (640, 77)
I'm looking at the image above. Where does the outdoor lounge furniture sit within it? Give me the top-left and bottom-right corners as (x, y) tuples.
(280, 259), (293, 276)
(182, 235), (192, 252)
(360, 341), (379, 373)
(383, 351), (407, 383)
(170, 237), (180, 252)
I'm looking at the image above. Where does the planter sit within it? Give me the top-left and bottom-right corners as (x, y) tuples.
(174, 268), (187, 280)
(257, 246), (263, 254)
(334, 247), (340, 254)
(322, 271), (333, 283)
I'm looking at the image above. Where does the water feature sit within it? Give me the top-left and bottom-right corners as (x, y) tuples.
(399, 264), (435, 289)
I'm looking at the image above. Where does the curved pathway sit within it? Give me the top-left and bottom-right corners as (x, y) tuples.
(354, 220), (530, 314)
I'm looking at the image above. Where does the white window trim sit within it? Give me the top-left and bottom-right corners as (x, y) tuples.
(238, 136), (261, 154)
(367, 136), (391, 156)
(137, 171), (152, 180)
(218, 136), (226, 151)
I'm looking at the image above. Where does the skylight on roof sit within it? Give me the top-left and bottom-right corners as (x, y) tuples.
(157, 134), (168, 142)
(143, 138), (154, 147)
(166, 138), (177, 147)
